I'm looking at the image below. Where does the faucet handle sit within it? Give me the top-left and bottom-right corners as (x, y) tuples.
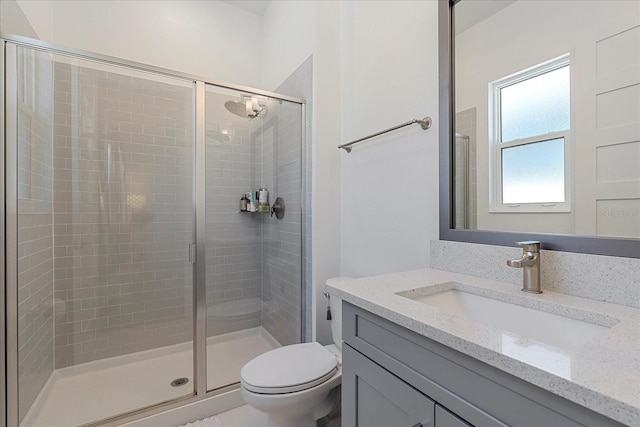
(514, 241), (540, 253)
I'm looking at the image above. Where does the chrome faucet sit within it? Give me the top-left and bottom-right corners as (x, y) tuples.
(507, 241), (542, 294)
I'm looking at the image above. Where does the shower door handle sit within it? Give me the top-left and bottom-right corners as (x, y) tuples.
(189, 243), (197, 264)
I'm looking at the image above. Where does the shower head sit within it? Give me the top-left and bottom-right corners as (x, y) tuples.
(224, 100), (249, 118)
(224, 96), (266, 119)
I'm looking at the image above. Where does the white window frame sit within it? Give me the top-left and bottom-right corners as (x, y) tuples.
(489, 54), (572, 213)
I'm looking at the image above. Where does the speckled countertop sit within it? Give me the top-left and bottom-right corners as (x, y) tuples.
(326, 269), (640, 426)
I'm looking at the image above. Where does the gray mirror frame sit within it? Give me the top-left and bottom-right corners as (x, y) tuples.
(438, 0), (640, 258)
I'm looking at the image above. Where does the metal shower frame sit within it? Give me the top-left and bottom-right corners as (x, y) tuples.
(1, 32), (308, 427)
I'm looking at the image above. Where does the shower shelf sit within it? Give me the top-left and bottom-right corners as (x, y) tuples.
(239, 207), (270, 214)
(238, 198), (285, 219)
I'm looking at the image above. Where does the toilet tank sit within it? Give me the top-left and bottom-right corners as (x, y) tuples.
(326, 277), (351, 349)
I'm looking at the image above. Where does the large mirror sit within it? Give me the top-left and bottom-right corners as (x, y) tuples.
(438, 0), (640, 257)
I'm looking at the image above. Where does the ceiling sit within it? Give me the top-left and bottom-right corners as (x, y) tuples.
(455, 0), (517, 34)
(222, 0), (271, 16)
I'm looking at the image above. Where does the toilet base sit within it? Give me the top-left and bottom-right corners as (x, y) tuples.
(242, 380), (340, 427)
(262, 387), (338, 427)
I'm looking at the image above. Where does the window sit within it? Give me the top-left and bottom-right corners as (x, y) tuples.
(490, 55), (571, 212)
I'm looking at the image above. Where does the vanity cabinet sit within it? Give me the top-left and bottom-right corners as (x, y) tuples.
(341, 302), (624, 427)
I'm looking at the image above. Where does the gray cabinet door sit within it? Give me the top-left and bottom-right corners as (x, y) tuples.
(436, 405), (472, 427)
(343, 344), (435, 427)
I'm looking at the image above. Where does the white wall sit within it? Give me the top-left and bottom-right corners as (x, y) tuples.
(339, 1), (439, 278)
(260, 1), (318, 91)
(11, 0), (54, 40)
(261, 1), (441, 343)
(15, 0), (263, 86)
(0, 0), (40, 38)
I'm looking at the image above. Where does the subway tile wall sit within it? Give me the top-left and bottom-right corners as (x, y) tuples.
(16, 47), (55, 423)
(275, 56), (313, 342)
(51, 62), (195, 368)
(259, 100), (304, 346)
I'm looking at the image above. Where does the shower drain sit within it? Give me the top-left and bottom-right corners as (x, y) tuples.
(170, 377), (190, 387)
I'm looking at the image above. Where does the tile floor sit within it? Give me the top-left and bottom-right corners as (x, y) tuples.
(180, 405), (268, 427)
(22, 328), (276, 427)
(181, 404), (342, 427)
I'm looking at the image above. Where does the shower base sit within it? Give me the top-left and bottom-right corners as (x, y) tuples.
(21, 327), (278, 427)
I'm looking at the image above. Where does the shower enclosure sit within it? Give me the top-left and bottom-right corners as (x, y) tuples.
(1, 34), (306, 427)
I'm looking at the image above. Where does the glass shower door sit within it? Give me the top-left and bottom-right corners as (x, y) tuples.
(7, 43), (196, 426)
(203, 84), (304, 392)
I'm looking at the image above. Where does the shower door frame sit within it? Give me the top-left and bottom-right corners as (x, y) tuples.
(1, 32), (307, 427)
(1, 31), (7, 427)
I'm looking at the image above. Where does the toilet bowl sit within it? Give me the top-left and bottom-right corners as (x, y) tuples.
(241, 342), (341, 427)
(240, 278), (347, 427)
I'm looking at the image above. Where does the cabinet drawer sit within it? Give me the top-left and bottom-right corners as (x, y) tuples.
(436, 405), (472, 427)
(343, 344), (435, 427)
(343, 302), (623, 427)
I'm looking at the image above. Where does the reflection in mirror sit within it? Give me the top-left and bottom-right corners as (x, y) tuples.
(439, 0), (639, 257)
(452, 0), (640, 239)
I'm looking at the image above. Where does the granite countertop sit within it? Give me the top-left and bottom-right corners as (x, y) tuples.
(325, 269), (640, 426)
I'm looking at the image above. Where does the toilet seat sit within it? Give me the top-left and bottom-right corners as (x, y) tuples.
(241, 342), (338, 394)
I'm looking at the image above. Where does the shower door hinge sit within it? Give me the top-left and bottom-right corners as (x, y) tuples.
(189, 243), (197, 264)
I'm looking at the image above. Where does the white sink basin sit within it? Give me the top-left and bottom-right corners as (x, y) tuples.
(407, 288), (611, 351)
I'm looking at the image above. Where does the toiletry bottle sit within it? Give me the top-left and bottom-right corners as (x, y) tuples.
(258, 188), (269, 212)
(247, 192), (255, 212)
(240, 194), (248, 212)
(258, 187), (269, 206)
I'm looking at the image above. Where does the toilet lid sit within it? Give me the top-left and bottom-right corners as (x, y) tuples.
(241, 342), (338, 394)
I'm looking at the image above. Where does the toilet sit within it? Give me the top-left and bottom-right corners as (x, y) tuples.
(240, 281), (345, 427)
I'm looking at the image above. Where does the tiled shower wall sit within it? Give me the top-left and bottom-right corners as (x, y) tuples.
(260, 91), (306, 346)
(52, 62), (195, 368)
(275, 56), (313, 342)
(16, 48), (55, 422)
